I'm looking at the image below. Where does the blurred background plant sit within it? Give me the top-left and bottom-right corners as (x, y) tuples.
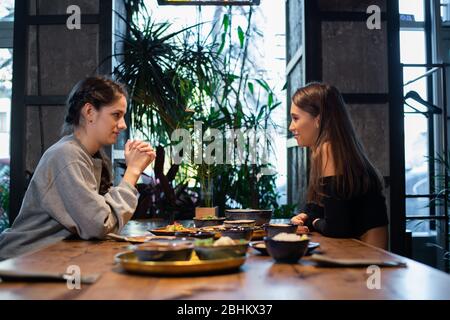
(112, 0), (295, 220)
(0, 164), (10, 232)
(424, 153), (450, 267)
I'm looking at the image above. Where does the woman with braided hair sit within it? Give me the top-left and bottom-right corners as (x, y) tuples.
(0, 76), (156, 260)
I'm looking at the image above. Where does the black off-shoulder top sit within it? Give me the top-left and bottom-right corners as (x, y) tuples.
(300, 176), (389, 238)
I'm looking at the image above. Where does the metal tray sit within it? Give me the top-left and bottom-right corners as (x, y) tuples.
(115, 251), (246, 276)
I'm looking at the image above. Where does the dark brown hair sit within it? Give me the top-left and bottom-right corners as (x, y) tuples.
(292, 82), (383, 204)
(62, 76), (128, 195)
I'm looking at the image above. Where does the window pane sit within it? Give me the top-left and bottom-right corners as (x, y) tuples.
(406, 218), (430, 233)
(400, 30), (426, 64)
(0, 0), (14, 21)
(404, 114), (429, 195)
(406, 197), (430, 216)
(0, 49), (12, 159)
(399, 0), (424, 22)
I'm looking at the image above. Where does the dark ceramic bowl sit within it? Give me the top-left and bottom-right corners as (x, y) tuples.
(193, 217), (226, 228)
(194, 240), (249, 260)
(264, 237), (309, 263)
(174, 231), (216, 239)
(225, 209), (273, 226)
(220, 227), (254, 241)
(223, 219), (256, 228)
(263, 223), (298, 238)
(251, 240), (319, 256)
(132, 241), (194, 262)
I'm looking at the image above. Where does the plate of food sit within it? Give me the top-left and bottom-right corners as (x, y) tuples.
(149, 222), (196, 236)
(106, 233), (176, 244)
(115, 236), (249, 276)
(115, 250), (246, 276)
(125, 235), (175, 244)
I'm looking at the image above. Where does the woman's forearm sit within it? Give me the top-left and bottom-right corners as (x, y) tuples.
(122, 166), (141, 186)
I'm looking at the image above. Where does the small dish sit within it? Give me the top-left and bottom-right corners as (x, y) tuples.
(225, 209), (273, 226)
(249, 241), (269, 255)
(193, 217), (226, 228)
(194, 239), (249, 260)
(263, 223), (297, 238)
(220, 227), (253, 241)
(131, 241), (194, 262)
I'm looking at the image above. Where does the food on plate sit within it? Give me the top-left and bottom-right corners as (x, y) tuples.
(164, 222), (190, 232)
(272, 233), (309, 242)
(198, 215), (218, 220)
(194, 236), (246, 247)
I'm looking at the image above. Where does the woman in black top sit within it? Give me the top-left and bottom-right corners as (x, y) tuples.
(289, 83), (389, 249)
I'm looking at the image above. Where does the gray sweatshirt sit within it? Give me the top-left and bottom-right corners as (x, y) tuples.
(0, 134), (138, 261)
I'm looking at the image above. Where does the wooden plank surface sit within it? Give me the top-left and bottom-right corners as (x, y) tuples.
(0, 220), (449, 300)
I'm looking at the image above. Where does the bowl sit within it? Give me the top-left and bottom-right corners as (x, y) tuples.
(225, 209), (273, 226)
(193, 217), (226, 228)
(264, 223), (298, 238)
(220, 227), (254, 241)
(249, 241), (269, 255)
(194, 240), (249, 260)
(131, 240), (194, 262)
(264, 236), (309, 263)
(223, 219), (256, 228)
(174, 230), (216, 239)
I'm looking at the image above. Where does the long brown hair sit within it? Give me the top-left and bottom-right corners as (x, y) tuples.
(62, 76), (128, 195)
(292, 82), (383, 204)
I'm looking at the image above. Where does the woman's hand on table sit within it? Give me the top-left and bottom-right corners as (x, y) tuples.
(291, 213), (308, 226)
(296, 226), (309, 234)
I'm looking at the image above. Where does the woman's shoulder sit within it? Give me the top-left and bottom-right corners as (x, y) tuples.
(321, 174), (384, 199)
(38, 135), (92, 171)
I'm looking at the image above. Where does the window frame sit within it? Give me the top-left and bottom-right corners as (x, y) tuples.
(400, 1), (438, 233)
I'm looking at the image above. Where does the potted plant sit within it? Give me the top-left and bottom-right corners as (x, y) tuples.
(195, 164), (219, 218)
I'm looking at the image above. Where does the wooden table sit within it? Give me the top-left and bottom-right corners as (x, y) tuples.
(0, 220), (450, 300)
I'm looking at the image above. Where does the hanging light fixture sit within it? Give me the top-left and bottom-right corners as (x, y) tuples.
(157, 0), (260, 5)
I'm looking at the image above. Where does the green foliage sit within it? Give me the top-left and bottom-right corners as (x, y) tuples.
(428, 153), (450, 207)
(113, 3), (294, 218)
(0, 167), (10, 233)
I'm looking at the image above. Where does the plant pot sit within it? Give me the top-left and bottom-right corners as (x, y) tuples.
(195, 207), (219, 219)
